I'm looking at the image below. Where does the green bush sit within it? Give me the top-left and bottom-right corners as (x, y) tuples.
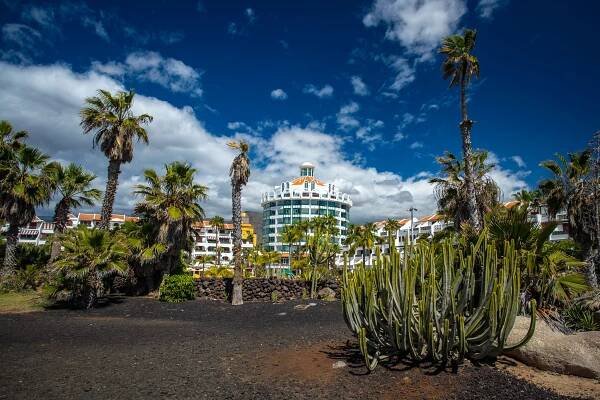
(159, 274), (196, 303)
(562, 303), (600, 331)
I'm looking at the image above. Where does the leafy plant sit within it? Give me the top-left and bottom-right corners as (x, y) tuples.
(51, 227), (128, 308)
(204, 266), (234, 278)
(159, 274), (196, 303)
(271, 290), (279, 303)
(342, 233), (536, 370)
(562, 303), (599, 331)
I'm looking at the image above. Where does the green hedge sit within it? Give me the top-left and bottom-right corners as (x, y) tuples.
(159, 274), (196, 303)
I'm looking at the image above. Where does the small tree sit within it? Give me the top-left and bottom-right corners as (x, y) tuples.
(52, 227), (128, 308)
(49, 163), (102, 262)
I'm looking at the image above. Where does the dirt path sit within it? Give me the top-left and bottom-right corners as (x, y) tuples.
(0, 297), (595, 399)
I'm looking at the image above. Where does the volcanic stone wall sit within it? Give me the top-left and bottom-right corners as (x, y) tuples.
(195, 278), (340, 302)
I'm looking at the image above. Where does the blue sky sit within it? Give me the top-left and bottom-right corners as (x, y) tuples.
(0, 0), (598, 222)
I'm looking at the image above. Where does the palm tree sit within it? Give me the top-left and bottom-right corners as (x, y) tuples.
(280, 224), (303, 271)
(357, 223), (377, 267)
(209, 216), (225, 266)
(343, 224), (360, 259)
(539, 151), (598, 287)
(134, 162), (208, 285)
(49, 163), (102, 262)
(429, 151), (500, 228)
(383, 219), (400, 250)
(119, 220), (166, 294)
(439, 29), (481, 229)
(80, 90), (153, 229)
(0, 144), (56, 276)
(227, 140), (250, 306)
(52, 227), (128, 308)
(195, 254), (214, 276)
(487, 204), (589, 307)
(0, 120), (28, 157)
(261, 250), (281, 276)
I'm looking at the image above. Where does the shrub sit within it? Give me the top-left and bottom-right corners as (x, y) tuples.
(342, 233), (536, 370)
(563, 303), (600, 331)
(159, 274), (196, 303)
(50, 227), (128, 309)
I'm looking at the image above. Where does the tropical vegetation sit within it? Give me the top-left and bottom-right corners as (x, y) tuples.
(342, 231), (536, 370)
(80, 89), (153, 229)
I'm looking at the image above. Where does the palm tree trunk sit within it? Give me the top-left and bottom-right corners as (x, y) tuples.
(99, 159), (121, 230)
(215, 228), (221, 267)
(49, 200), (69, 263)
(1, 223), (19, 277)
(460, 73), (481, 230)
(585, 248), (599, 289)
(231, 183), (244, 305)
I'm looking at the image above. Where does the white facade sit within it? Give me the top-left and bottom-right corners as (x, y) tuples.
(260, 162), (352, 252)
(1, 213), (139, 246)
(190, 221), (255, 267)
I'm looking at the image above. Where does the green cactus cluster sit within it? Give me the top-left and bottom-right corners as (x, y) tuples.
(342, 233), (536, 370)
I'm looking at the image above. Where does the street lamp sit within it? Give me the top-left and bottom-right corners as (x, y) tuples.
(408, 207), (418, 244)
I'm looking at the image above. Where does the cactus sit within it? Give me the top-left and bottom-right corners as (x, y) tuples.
(341, 232), (536, 370)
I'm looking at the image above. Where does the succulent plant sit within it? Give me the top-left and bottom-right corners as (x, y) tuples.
(342, 232), (536, 370)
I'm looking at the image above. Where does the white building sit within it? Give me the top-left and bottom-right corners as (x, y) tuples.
(260, 162), (352, 262)
(190, 216), (256, 267)
(2, 213), (140, 246)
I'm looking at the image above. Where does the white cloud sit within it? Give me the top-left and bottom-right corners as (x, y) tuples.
(511, 155), (526, 168)
(356, 119), (385, 151)
(270, 88), (288, 100)
(409, 141), (423, 149)
(2, 23), (42, 50)
(22, 5), (55, 29)
(393, 131), (406, 141)
(82, 17), (109, 41)
(303, 84), (334, 98)
(227, 22), (238, 35)
(245, 8), (256, 23)
(477, 0), (507, 19)
(363, 0), (467, 61)
(388, 56), (416, 91)
(336, 101), (360, 130)
(0, 60), (448, 222)
(351, 76), (370, 96)
(92, 51), (203, 97)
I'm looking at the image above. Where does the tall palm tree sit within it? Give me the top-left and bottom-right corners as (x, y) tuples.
(209, 215), (225, 266)
(539, 151), (597, 287)
(53, 227), (128, 308)
(0, 144), (56, 276)
(49, 163), (102, 262)
(228, 140), (250, 306)
(440, 29), (481, 229)
(80, 90), (153, 229)
(429, 151), (500, 228)
(134, 162), (208, 286)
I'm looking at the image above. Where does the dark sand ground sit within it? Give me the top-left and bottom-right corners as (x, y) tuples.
(0, 297), (586, 399)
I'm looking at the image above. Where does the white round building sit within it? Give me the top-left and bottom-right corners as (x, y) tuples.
(260, 162), (352, 254)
